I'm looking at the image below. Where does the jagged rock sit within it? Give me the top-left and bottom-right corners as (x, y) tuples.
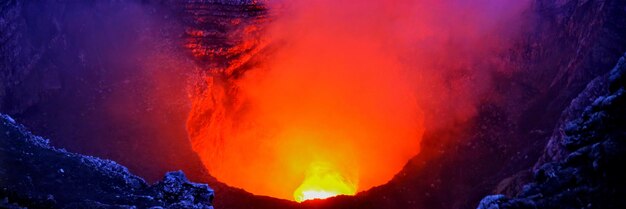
(152, 171), (214, 208)
(476, 53), (626, 209)
(179, 0), (267, 74)
(0, 114), (214, 209)
(477, 195), (507, 209)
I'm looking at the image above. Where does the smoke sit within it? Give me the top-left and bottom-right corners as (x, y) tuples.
(188, 0), (530, 201)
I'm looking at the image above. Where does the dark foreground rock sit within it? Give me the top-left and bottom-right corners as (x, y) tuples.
(0, 114), (214, 209)
(477, 53), (626, 209)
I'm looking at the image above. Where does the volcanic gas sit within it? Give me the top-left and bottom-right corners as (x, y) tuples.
(186, 0), (530, 202)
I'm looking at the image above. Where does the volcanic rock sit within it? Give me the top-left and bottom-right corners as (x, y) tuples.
(477, 53), (626, 208)
(0, 114), (215, 209)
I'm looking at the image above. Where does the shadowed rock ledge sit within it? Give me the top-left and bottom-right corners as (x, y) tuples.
(0, 114), (214, 209)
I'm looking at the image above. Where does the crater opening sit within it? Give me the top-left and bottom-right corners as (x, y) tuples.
(185, 0), (530, 202)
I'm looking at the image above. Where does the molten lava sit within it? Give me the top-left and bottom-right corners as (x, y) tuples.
(293, 162), (356, 202)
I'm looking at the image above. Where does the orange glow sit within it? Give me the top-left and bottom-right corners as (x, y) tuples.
(186, 0), (530, 202)
(293, 162), (356, 202)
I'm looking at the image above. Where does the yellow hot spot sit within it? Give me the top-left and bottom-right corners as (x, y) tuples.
(293, 162), (357, 202)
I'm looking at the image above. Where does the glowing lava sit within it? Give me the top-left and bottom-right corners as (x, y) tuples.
(186, 0), (530, 202)
(293, 162), (357, 202)
(186, 0), (424, 201)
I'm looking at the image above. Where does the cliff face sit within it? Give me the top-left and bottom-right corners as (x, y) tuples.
(1, 0), (60, 115)
(486, 0), (626, 197)
(483, 0), (626, 199)
(477, 0), (626, 208)
(504, 0), (626, 158)
(0, 0), (211, 184)
(525, 0), (626, 165)
(478, 53), (626, 209)
(180, 0), (266, 73)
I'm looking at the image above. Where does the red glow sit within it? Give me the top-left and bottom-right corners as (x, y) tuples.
(187, 0), (530, 202)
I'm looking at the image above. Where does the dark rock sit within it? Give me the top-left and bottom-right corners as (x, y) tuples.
(477, 53), (626, 209)
(0, 114), (214, 209)
(152, 171), (214, 208)
(477, 195), (507, 209)
(0, 0), (213, 187)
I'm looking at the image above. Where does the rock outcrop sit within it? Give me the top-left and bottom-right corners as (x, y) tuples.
(179, 0), (267, 73)
(0, 114), (215, 209)
(477, 53), (626, 208)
